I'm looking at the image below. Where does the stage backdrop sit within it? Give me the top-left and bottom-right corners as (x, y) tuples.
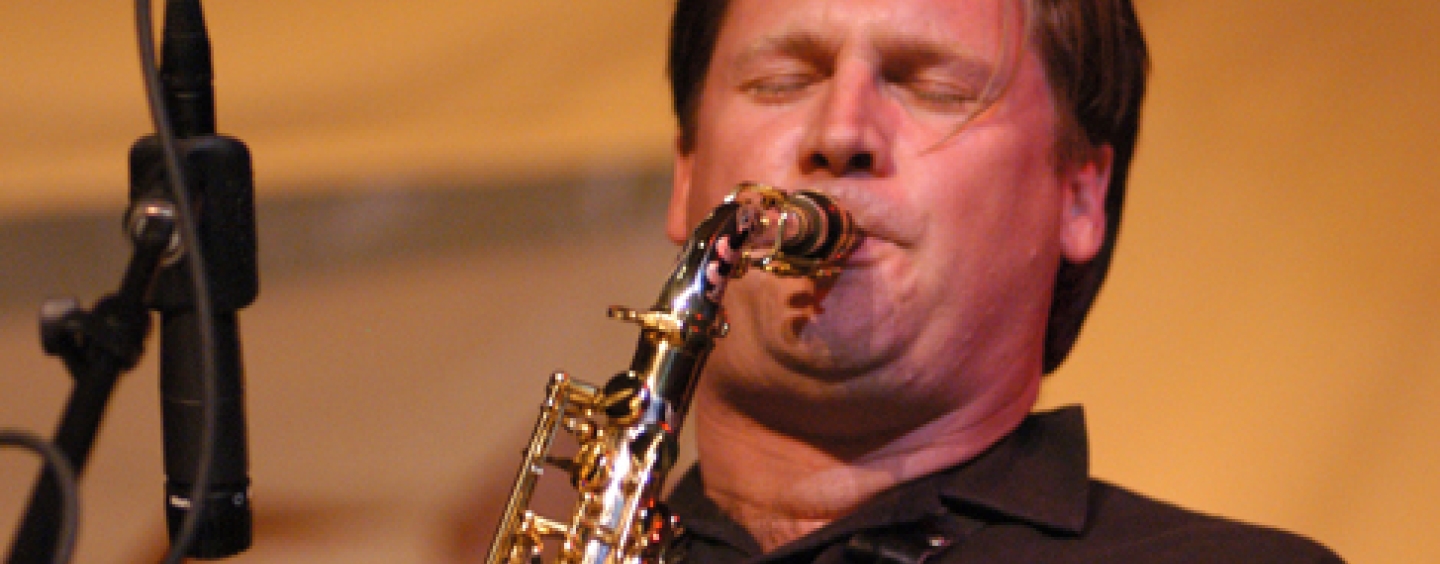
(1, 1), (1437, 562)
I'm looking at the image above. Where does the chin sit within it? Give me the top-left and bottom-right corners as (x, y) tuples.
(805, 267), (917, 356)
(763, 320), (890, 380)
(711, 262), (913, 382)
(709, 340), (954, 446)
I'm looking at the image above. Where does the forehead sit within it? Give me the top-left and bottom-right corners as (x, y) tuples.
(717, 0), (1020, 59)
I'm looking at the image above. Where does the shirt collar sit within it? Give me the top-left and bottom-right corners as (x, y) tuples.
(668, 469), (765, 555)
(936, 405), (1091, 535)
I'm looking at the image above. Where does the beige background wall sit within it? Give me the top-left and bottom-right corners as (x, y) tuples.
(1, 1), (1436, 562)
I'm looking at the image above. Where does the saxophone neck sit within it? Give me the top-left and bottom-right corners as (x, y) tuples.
(485, 183), (859, 564)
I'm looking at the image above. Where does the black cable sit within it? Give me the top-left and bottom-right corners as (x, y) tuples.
(133, 1), (222, 562)
(0, 430), (79, 564)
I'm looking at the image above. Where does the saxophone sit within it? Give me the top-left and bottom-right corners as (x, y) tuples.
(485, 183), (859, 564)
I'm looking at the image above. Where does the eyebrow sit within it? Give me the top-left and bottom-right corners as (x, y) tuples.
(871, 33), (999, 82)
(729, 28), (998, 82)
(731, 30), (841, 73)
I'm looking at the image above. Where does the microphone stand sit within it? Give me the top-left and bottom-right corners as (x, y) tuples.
(9, 1), (256, 560)
(5, 203), (177, 563)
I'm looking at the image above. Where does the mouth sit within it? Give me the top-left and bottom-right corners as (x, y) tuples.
(799, 184), (922, 266)
(838, 235), (890, 268)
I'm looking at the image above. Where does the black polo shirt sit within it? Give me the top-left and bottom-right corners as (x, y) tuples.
(665, 407), (1344, 563)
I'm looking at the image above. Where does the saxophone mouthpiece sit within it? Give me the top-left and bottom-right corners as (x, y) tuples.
(725, 183), (861, 277)
(780, 190), (859, 264)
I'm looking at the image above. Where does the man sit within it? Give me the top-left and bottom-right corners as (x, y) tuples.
(660, 0), (1344, 561)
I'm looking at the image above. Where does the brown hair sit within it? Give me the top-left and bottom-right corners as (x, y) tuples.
(667, 0), (1151, 372)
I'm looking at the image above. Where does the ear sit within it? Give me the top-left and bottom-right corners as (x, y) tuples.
(666, 135), (695, 244)
(1059, 144), (1113, 264)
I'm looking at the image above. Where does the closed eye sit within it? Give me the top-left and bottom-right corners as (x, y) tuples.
(898, 79), (983, 114)
(742, 73), (820, 104)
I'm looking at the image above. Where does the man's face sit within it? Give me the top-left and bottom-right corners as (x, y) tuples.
(669, 0), (1110, 438)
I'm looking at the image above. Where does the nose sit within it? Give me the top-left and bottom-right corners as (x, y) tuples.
(800, 65), (892, 178)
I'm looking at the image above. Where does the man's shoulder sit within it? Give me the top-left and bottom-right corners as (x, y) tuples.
(1073, 479), (1344, 563)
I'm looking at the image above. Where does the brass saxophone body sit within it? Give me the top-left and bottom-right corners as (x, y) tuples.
(486, 183), (859, 564)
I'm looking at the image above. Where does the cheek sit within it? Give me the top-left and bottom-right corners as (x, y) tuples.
(933, 132), (1062, 248)
(907, 133), (1066, 323)
(693, 97), (809, 176)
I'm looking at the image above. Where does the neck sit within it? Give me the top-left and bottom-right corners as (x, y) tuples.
(690, 375), (1038, 552)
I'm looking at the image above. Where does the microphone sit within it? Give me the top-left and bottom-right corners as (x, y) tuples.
(131, 0), (258, 557)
